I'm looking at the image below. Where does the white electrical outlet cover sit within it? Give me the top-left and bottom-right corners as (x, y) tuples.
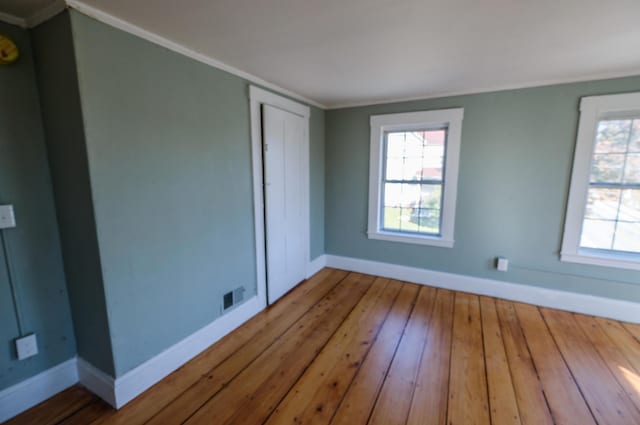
(497, 257), (509, 272)
(16, 334), (38, 360)
(0, 205), (16, 229)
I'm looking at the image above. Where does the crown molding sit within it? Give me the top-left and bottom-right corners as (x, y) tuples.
(5, 1), (637, 109)
(326, 70), (640, 109)
(0, 10), (27, 28)
(0, 0), (65, 28)
(65, 0), (326, 109)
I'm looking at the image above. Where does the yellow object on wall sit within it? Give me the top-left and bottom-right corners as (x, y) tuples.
(0, 34), (19, 65)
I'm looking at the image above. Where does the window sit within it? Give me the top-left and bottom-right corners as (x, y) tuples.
(561, 92), (640, 270)
(368, 108), (463, 247)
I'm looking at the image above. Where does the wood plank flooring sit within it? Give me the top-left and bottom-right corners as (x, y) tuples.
(5, 268), (640, 425)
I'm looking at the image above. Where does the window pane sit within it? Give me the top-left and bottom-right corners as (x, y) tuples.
(418, 209), (440, 234)
(590, 154), (624, 183)
(382, 182), (443, 235)
(584, 188), (620, 220)
(628, 120), (640, 153)
(594, 119), (631, 153)
(423, 129), (446, 146)
(385, 131), (423, 180)
(400, 207), (419, 232)
(402, 154), (424, 180)
(383, 206), (424, 233)
(403, 132), (424, 158)
(385, 158), (404, 180)
(383, 206), (403, 231)
(381, 127), (449, 236)
(623, 153), (640, 183)
(418, 145), (444, 181)
(385, 129), (445, 182)
(383, 183), (420, 207)
(613, 222), (640, 253)
(417, 130), (445, 181)
(386, 132), (406, 157)
(619, 189), (640, 222)
(419, 184), (442, 209)
(580, 219), (615, 250)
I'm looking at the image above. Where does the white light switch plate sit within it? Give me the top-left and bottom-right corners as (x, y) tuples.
(16, 334), (38, 360)
(0, 205), (16, 229)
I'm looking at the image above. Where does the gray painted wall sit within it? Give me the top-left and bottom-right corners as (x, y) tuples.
(68, 11), (325, 377)
(326, 77), (640, 302)
(31, 13), (115, 375)
(0, 22), (76, 390)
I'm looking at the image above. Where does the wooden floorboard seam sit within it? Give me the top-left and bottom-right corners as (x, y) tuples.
(358, 284), (420, 425)
(329, 283), (420, 425)
(140, 271), (351, 425)
(257, 276), (391, 425)
(395, 288), (437, 425)
(576, 314), (640, 417)
(444, 291), (455, 425)
(53, 397), (95, 425)
(622, 322), (640, 346)
(8, 270), (640, 425)
(496, 300), (550, 425)
(177, 274), (370, 425)
(444, 291), (458, 425)
(262, 278), (403, 425)
(478, 296), (495, 425)
(537, 307), (599, 425)
(325, 281), (403, 425)
(403, 288), (446, 425)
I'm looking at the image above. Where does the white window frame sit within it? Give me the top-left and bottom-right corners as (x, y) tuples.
(561, 91), (640, 271)
(367, 108), (464, 247)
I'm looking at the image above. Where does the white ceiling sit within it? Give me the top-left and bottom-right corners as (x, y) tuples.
(5, 0), (640, 108)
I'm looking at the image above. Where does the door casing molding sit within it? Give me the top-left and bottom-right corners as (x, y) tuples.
(248, 86), (311, 307)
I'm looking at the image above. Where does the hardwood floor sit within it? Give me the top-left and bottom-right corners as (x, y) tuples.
(6, 268), (640, 425)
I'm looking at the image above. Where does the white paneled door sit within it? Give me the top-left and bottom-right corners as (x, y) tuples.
(262, 104), (307, 304)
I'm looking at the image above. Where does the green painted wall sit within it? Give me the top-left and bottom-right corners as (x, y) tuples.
(31, 13), (115, 375)
(2, 3), (639, 397)
(326, 77), (640, 302)
(0, 22), (76, 390)
(310, 107), (326, 258)
(67, 11), (325, 376)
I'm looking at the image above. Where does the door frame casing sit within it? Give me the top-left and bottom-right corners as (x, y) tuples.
(248, 85), (310, 307)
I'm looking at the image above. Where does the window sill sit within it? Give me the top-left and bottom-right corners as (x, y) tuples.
(367, 230), (454, 248)
(560, 249), (640, 271)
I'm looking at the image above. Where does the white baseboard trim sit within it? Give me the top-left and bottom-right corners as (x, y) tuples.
(0, 357), (78, 423)
(325, 255), (640, 324)
(2, 293), (265, 417)
(113, 295), (263, 407)
(80, 294), (264, 409)
(307, 255), (327, 278)
(77, 358), (116, 407)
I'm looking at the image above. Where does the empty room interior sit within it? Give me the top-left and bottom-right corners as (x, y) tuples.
(2, 0), (640, 424)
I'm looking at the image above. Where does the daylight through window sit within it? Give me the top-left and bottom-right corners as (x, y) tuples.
(382, 129), (446, 236)
(368, 108), (463, 248)
(561, 91), (640, 270)
(581, 118), (640, 253)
